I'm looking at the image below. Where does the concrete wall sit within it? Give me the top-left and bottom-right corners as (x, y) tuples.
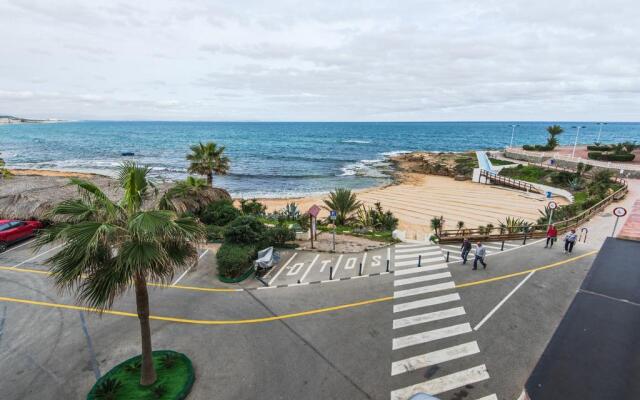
(503, 150), (640, 179)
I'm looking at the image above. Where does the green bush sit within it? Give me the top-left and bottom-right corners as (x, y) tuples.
(224, 215), (267, 244)
(522, 144), (553, 151)
(588, 152), (635, 161)
(200, 200), (240, 226)
(216, 243), (256, 278)
(206, 225), (225, 242)
(261, 225), (295, 247)
(550, 171), (574, 186)
(587, 145), (612, 151)
(239, 199), (267, 216)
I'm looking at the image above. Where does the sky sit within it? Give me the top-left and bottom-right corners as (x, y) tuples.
(1, 0), (639, 122)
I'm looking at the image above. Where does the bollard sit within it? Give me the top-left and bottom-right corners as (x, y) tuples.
(446, 251), (450, 262)
(297, 279), (301, 284)
(501, 241), (505, 251)
(418, 254), (422, 267)
(386, 259), (390, 272)
(359, 263), (362, 276)
(329, 266), (333, 280)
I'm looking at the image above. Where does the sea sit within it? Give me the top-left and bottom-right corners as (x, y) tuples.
(1, 121), (638, 198)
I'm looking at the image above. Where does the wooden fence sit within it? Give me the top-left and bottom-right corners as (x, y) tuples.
(438, 177), (628, 244)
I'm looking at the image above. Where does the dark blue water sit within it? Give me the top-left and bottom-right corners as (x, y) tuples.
(1, 121), (638, 197)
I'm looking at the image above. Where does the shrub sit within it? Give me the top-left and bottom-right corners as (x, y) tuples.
(216, 243), (256, 278)
(123, 360), (141, 374)
(224, 215), (267, 244)
(151, 385), (167, 399)
(160, 353), (180, 369)
(201, 200), (240, 226)
(239, 199), (266, 216)
(587, 145), (612, 151)
(522, 144), (552, 151)
(550, 171), (574, 185)
(261, 225), (296, 247)
(206, 224), (225, 242)
(588, 152), (635, 161)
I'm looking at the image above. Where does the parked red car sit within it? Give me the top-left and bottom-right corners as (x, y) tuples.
(0, 220), (44, 252)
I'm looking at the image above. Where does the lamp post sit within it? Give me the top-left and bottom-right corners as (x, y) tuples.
(571, 125), (587, 158)
(596, 122), (607, 143)
(509, 124), (520, 148)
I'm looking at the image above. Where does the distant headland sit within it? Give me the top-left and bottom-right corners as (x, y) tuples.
(0, 115), (63, 124)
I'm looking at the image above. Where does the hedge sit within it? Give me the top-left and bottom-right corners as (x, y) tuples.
(586, 145), (612, 151)
(216, 243), (256, 279)
(588, 152), (635, 161)
(522, 144), (554, 151)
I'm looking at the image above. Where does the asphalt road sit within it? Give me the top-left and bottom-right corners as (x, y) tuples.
(0, 237), (597, 400)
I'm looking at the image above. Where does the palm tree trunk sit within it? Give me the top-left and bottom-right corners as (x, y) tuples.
(134, 272), (157, 386)
(207, 173), (213, 186)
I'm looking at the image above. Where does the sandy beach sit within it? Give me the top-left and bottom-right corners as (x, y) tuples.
(6, 162), (563, 240)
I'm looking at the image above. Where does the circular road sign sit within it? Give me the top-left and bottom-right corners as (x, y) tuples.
(548, 201), (558, 210)
(613, 207), (627, 217)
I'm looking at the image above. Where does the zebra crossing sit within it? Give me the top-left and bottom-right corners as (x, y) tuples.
(439, 240), (528, 263)
(390, 242), (496, 400)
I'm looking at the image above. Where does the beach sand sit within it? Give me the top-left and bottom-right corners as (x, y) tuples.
(259, 173), (566, 241)
(9, 168), (565, 240)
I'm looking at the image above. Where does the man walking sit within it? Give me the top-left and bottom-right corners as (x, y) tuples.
(473, 242), (487, 270)
(461, 238), (472, 264)
(544, 224), (558, 248)
(564, 229), (577, 254)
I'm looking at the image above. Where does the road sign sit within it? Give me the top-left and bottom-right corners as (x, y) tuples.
(613, 207), (627, 217)
(548, 201), (558, 210)
(308, 205), (321, 218)
(329, 210), (337, 220)
(611, 207), (627, 236)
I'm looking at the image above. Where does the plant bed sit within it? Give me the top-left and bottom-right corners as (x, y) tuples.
(87, 350), (194, 400)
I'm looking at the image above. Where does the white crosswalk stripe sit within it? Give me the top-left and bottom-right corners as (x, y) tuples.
(393, 272), (452, 287)
(393, 263), (448, 276)
(390, 365), (490, 399)
(392, 323), (472, 350)
(476, 395), (499, 400)
(390, 243), (494, 399)
(393, 293), (461, 313)
(391, 341), (480, 376)
(393, 306), (466, 329)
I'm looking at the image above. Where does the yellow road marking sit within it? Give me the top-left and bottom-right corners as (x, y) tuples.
(454, 251), (597, 289)
(0, 295), (392, 325)
(0, 251), (597, 325)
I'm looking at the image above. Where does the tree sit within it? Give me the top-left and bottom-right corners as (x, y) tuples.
(430, 217), (442, 236)
(186, 142), (230, 186)
(545, 125), (564, 150)
(0, 152), (12, 178)
(36, 162), (205, 386)
(456, 221), (465, 235)
(159, 176), (221, 214)
(323, 188), (361, 225)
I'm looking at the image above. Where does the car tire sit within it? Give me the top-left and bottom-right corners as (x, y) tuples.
(0, 242), (7, 253)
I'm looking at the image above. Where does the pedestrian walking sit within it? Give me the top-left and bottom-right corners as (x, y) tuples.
(564, 229), (577, 254)
(461, 238), (472, 264)
(473, 242), (487, 270)
(544, 224), (558, 248)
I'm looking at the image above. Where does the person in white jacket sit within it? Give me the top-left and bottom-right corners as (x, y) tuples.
(564, 229), (578, 254)
(473, 242), (487, 270)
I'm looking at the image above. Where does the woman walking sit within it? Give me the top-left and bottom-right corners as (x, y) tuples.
(544, 224), (558, 248)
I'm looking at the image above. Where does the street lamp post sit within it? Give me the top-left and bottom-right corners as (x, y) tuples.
(509, 124), (520, 148)
(571, 125), (587, 158)
(596, 122), (607, 143)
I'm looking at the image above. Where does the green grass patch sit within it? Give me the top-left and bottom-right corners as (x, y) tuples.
(488, 157), (515, 166)
(318, 225), (397, 243)
(87, 350), (194, 400)
(498, 164), (553, 184)
(573, 191), (588, 205)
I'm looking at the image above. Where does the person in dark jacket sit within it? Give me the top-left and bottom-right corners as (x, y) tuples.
(460, 238), (472, 264)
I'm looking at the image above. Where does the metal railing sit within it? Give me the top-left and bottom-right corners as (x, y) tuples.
(479, 169), (539, 193)
(438, 177), (628, 243)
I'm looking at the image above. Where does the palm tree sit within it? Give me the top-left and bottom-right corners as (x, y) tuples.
(545, 125), (564, 149)
(159, 175), (224, 214)
(186, 142), (230, 186)
(36, 162), (205, 386)
(430, 217), (442, 236)
(323, 188), (361, 225)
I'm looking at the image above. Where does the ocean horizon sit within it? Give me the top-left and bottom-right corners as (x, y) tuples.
(2, 121), (638, 198)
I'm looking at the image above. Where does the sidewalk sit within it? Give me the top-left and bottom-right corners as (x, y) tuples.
(617, 199), (640, 242)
